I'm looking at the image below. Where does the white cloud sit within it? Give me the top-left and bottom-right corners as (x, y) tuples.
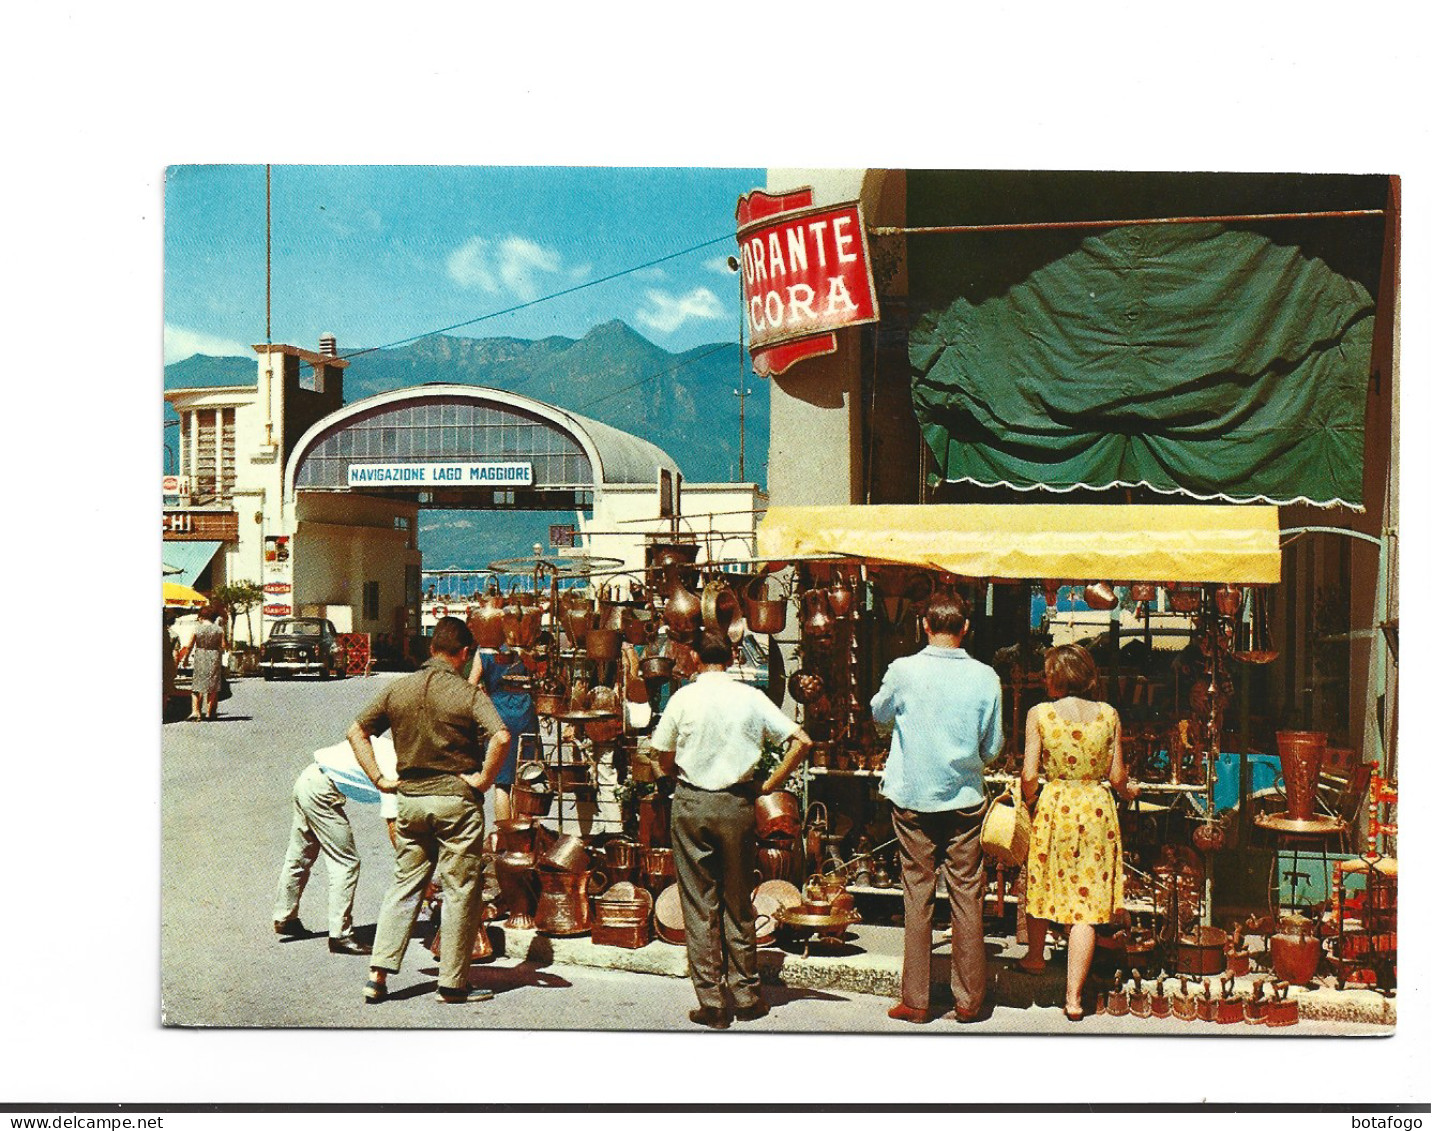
(164, 324), (250, 364)
(447, 234), (570, 301)
(635, 266), (668, 281)
(634, 287), (725, 334)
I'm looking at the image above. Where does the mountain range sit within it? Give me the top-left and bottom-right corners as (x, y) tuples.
(163, 321), (768, 572)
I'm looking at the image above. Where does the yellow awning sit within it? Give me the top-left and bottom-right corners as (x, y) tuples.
(757, 503), (1282, 584)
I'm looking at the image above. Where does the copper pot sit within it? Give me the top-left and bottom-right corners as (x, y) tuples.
(648, 542), (699, 596)
(1214, 584), (1243, 618)
(603, 835), (640, 872)
(640, 846), (676, 894)
(511, 782), (555, 820)
(1193, 821), (1226, 853)
(743, 576), (788, 635)
(1129, 582), (1159, 603)
(756, 843), (801, 884)
(494, 850), (539, 929)
(1168, 586), (1203, 614)
(534, 869), (604, 936)
(654, 883), (685, 944)
(493, 817), (547, 857)
(827, 572), (855, 618)
(1083, 581), (1118, 611)
(637, 654), (675, 682)
(755, 790), (802, 840)
(540, 832), (591, 873)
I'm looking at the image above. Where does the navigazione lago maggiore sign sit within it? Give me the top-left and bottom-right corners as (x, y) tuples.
(348, 462), (534, 487)
(736, 188), (880, 377)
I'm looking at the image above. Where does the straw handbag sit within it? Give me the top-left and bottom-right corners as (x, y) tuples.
(980, 788), (1031, 866)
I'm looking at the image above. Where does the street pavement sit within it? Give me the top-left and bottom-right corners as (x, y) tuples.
(161, 672), (1389, 1036)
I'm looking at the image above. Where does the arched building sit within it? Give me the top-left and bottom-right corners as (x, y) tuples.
(164, 344), (763, 648)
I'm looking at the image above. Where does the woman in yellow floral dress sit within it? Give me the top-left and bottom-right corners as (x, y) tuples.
(1019, 644), (1138, 1020)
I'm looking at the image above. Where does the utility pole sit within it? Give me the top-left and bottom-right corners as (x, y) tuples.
(733, 383), (752, 482)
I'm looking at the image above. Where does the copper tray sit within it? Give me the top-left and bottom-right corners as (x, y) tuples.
(556, 709), (619, 722)
(774, 907), (859, 932)
(1254, 811), (1346, 835)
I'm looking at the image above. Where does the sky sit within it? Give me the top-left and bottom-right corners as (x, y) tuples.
(164, 165), (764, 363)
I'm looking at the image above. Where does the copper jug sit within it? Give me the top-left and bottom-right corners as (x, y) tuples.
(801, 589), (835, 642)
(663, 580), (702, 642)
(494, 851), (540, 929)
(1214, 584), (1243, 618)
(534, 869), (605, 936)
(1270, 913), (1321, 985)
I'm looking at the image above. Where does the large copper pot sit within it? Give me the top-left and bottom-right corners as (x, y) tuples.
(535, 869), (604, 936)
(540, 832), (591, 874)
(494, 850), (540, 929)
(826, 571), (855, 618)
(756, 843), (801, 884)
(743, 576), (788, 635)
(1275, 730), (1327, 822)
(754, 790), (802, 841)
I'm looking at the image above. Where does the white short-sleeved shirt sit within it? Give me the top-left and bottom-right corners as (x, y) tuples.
(650, 670), (799, 791)
(314, 735), (400, 819)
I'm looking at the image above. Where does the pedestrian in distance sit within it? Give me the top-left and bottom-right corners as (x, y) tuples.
(272, 733), (401, 955)
(650, 630), (812, 1030)
(870, 591), (1004, 1024)
(1019, 643), (1138, 1021)
(176, 604), (225, 721)
(348, 616), (511, 1005)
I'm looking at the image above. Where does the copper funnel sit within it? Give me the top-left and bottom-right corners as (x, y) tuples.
(1275, 730), (1328, 822)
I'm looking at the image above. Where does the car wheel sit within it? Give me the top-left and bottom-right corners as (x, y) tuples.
(319, 665), (330, 680)
(263, 673), (274, 682)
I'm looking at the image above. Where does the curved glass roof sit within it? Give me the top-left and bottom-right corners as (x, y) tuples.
(292, 387), (679, 491)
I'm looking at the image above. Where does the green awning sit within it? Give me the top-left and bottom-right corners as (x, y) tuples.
(908, 222), (1375, 508)
(161, 540), (221, 587)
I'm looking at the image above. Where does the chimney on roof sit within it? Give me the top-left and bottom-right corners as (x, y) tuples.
(319, 333), (337, 357)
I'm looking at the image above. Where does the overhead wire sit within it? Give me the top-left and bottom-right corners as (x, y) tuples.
(331, 232), (737, 364)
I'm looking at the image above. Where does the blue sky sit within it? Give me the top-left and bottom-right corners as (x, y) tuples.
(164, 165), (764, 363)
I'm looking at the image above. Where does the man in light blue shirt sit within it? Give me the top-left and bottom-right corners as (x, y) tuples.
(870, 591), (1003, 1024)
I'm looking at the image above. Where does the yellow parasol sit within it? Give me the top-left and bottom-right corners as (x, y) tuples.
(164, 581), (207, 608)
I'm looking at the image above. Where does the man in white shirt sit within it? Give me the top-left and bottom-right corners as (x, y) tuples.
(272, 734), (399, 954)
(651, 631), (812, 1029)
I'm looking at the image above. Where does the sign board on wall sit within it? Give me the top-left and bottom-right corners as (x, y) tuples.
(347, 462), (534, 488)
(263, 603), (292, 618)
(735, 188), (881, 377)
(162, 475), (191, 496)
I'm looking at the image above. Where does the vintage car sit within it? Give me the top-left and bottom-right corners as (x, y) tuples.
(259, 617), (347, 680)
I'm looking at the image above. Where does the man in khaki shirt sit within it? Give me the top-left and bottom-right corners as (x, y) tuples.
(349, 616), (510, 1004)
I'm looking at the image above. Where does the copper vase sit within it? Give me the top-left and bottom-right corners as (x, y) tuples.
(494, 851), (539, 930)
(1275, 730), (1328, 822)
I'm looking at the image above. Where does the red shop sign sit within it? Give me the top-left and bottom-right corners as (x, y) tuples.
(263, 603), (292, 617)
(736, 189), (880, 376)
(263, 582), (292, 595)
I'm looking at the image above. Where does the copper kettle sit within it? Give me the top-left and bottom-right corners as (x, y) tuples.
(468, 592), (508, 649)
